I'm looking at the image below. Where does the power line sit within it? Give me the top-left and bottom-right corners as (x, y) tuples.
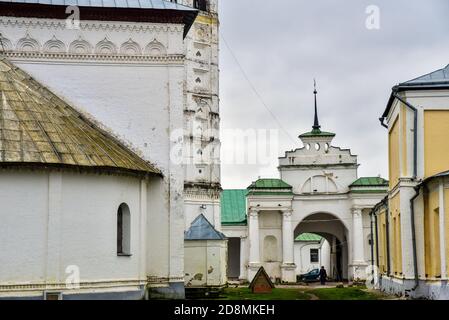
(220, 32), (297, 145)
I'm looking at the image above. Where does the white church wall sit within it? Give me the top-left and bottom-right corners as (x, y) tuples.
(0, 169), (150, 298)
(0, 171), (48, 284)
(1, 17), (188, 295)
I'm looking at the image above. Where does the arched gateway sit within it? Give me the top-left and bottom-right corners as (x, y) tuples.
(221, 86), (389, 283)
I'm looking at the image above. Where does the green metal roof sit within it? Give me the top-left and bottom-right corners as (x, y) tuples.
(295, 233), (322, 242)
(248, 179), (292, 189)
(350, 177), (389, 187)
(299, 128), (336, 138)
(221, 190), (247, 226)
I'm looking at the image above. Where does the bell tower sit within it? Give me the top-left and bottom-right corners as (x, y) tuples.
(179, 0), (222, 230)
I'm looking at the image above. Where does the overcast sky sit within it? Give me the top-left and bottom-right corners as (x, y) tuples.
(218, 0), (449, 189)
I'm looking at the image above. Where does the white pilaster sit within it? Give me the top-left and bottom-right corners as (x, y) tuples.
(439, 180), (447, 279)
(281, 210), (296, 283)
(248, 210), (260, 264)
(46, 172), (62, 285)
(352, 207), (367, 280)
(239, 237), (248, 281)
(247, 209), (261, 282)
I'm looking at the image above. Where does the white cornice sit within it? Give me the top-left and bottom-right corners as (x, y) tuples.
(5, 51), (185, 64)
(0, 17), (183, 34)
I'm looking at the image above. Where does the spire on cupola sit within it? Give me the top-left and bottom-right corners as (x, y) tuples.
(298, 80), (336, 142)
(312, 79), (321, 133)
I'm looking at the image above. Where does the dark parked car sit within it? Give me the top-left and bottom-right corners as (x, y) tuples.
(297, 269), (320, 283)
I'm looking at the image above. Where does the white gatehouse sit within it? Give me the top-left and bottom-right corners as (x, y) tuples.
(222, 87), (389, 283)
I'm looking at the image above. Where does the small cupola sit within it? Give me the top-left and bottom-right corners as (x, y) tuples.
(299, 81), (335, 152)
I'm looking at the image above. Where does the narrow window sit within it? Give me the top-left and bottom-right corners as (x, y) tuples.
(117, 203), (131, 256)
(194, 0), (208, 11)
(310, 249), (319, 263)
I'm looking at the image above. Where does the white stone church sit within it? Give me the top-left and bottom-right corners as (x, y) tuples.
(0, 0), (223, 300)
(221, 87), (389, 284)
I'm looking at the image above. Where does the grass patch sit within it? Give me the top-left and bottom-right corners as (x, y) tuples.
(219, 287), (311, 300)
(308, 287), (383, 300)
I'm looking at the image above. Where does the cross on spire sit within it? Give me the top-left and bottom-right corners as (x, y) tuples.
(312, 79), (321, 132)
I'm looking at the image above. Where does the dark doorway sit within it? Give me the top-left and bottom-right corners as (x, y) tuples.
(335, 238), (343, 281)
(227, 238), (241, 280)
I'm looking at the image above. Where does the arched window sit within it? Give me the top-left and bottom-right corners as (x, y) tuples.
(263, 236), (278, 262)
(117, 203), (131, 256)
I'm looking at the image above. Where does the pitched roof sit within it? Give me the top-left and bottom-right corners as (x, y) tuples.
(0, 57), (160, 177)
(350, 177), (389, 187)
(221, 189), (247, 226)
(401, 64), (449, 87)
(382, 64), (449, 118)
(0, 0), (198, 38)
(248, 178), (292, 189)
(295, 233), (322, 242)
(0, 0), (196, 10)
(247, 178), (293, 196)
(185, 214), (227, 241)
(248, 266), (275, 290)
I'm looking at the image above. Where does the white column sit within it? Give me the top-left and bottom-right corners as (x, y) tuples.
(439, 180), (447, 279)
(352, 207), (367, 281)
(352, 208), (365, 263)
(248, 210), (260, 264)
(239, 237), (247, 281)
(46, 172), (62, 285)
(247, 209), (261, 282)
(281, 210), (296, 283)
(282, 210), (294, 264)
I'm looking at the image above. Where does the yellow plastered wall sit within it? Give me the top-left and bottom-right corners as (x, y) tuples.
(424, 187), (441, 278)
(377, 209), (388, 274)
(389, 118), (400, 189)
(390, 193), (402, 276)
(424, 110), (449, 178)
(445, 188), (449, 276)
(401, 105), (408, 176)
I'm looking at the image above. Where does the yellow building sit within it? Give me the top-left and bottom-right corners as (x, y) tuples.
(372, 64), (449, 299)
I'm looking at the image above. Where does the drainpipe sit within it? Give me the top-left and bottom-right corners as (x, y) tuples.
(410, 184), (422, 291)
(375, 212), (380, 270)
(385, 205), (391, 276)
(370, 211), (375, 272)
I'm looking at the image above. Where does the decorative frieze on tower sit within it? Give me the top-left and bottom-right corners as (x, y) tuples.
(179, 0), (222, 230)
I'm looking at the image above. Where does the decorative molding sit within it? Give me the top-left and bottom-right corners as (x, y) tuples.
(0, 35), (12, 51)
(144, 39), (167, 55)
(4, 51), (184, 64)
(43, 36), (66, 53)
(120, 38), (142, 56)
(95, 37), (118, 55)
(69, 36), (93, 54)
(16, 33), (40, 52)
(0, 17), (184, 34)
(0, 279), (146, 292)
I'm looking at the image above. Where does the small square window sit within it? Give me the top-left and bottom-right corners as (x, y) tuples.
(310, 249), (319, 263)
(44, 292), (62, 300)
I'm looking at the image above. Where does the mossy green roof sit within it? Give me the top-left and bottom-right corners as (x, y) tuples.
(221, 189), (248, 226)
(350, 177), (389, 187)
(0, 57), (160, 177)
(295, 233), (322, 242)
(248, 178), (292, 189)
